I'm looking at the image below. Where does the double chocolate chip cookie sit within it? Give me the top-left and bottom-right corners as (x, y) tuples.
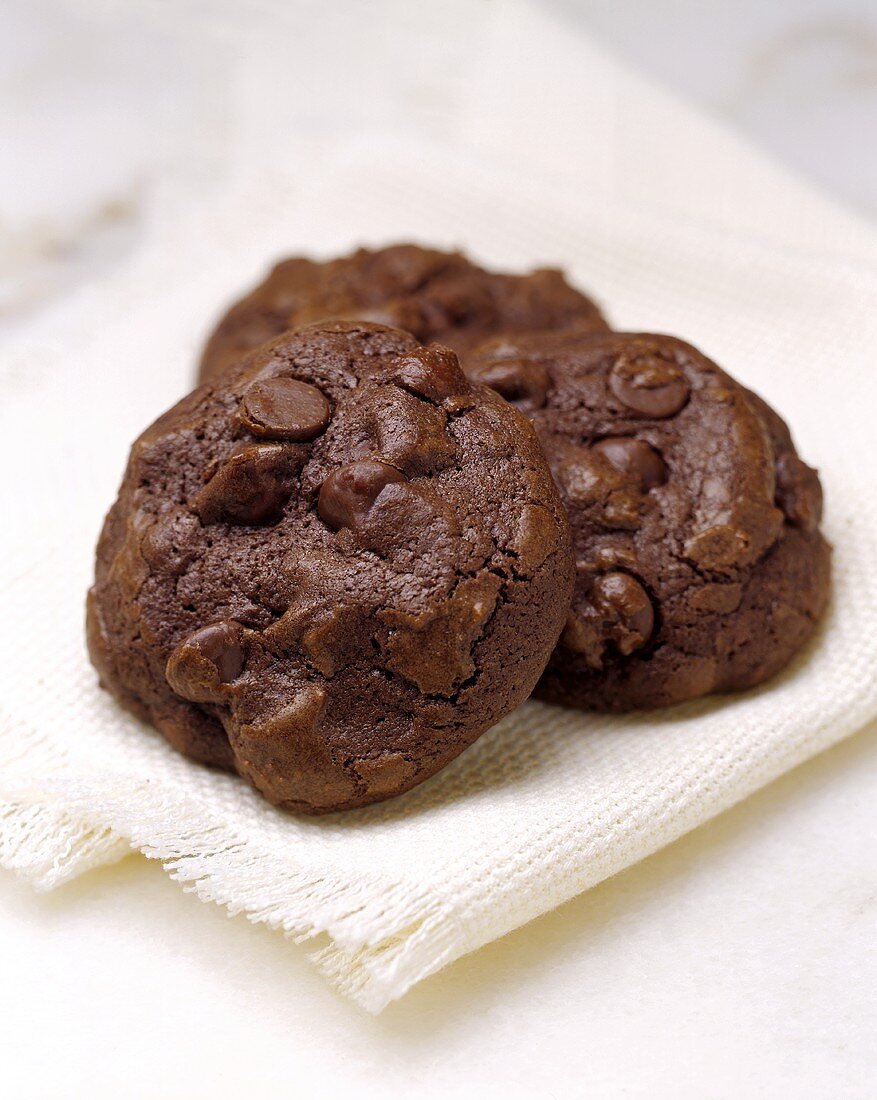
(198, 243), (607, 381)
(469, 331), (831, 710)
(88, 322), (574, 812)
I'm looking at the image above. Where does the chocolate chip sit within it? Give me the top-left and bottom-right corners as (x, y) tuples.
(609, 350), (690, 418)
(470, 358), (551, 412)
(166, 620), (246, 703)
(194, 443), (301, 526)
(391, 345), (470, 403)
(593, 436), (666, 490)
(553, 443), (642, 530)
(592, 572), (655, 655)
(239, 376), (331, 441)
(317, 459), (407, 531)
(370, 388), (457, 475)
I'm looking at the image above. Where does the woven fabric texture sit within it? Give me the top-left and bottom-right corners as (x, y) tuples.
(2, 1), (877, 1012)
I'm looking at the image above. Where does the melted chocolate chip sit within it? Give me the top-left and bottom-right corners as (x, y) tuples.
(317, 459), (407, 531)
(370, 388), (457, 476)
(553, 443), (642, 530)
(593, 436), (666, 491)
(470, 358), (551, 412)
(391, 345), (470, 403)
(609, 351), (690, 418)
(239, 376), (330, 441)
(194, 443), (301, 526)
(166, 620), (246, 703)
(592, 572), (655, 655)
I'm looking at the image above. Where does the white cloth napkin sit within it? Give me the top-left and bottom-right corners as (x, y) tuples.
(3, 0), (877, 1013)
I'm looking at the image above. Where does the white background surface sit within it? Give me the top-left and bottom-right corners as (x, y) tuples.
(2, 720), (874, 1098)
(2, 2), (876, 1096)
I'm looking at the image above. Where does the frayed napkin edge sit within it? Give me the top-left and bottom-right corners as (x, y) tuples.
(0, 774), (464, 1013)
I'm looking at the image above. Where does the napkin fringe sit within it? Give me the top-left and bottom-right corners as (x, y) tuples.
(0, 768), (460, 1012)
(0, 713), (133, 888)
(0, 797), (131, 889)
(159, 829), (461, 1012)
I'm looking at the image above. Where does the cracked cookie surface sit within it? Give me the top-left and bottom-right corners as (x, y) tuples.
(469, 330), (831, 710)
(198, 243), (607, 381)
(88, 322), (574, 812)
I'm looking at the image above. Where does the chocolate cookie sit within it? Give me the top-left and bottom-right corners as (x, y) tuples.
(468, 331), (831, 710)
(198, 243), (607, 381)
(88, 322), (574, 812)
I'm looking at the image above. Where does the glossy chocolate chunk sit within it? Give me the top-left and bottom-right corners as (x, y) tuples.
(391, 345), (470, 403)
(609, 350), (690, 418)
(592, 572), (654, 656)
(470, 357), (550, 412)
(593, 436), (666, 491)
(194, 443), (300, 526)
(370, 388), (457, 476)
(239, 376), (330, 441)
(317, 458), (407, 531)
(166, 620), (246, 703)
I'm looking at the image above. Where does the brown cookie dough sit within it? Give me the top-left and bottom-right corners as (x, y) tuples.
(469, 331), (831, 710)
(88, 322), (574, 812)
(198, 243), (607, 381)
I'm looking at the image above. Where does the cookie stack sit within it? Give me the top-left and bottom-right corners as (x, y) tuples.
(87, 244), (831, 813)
